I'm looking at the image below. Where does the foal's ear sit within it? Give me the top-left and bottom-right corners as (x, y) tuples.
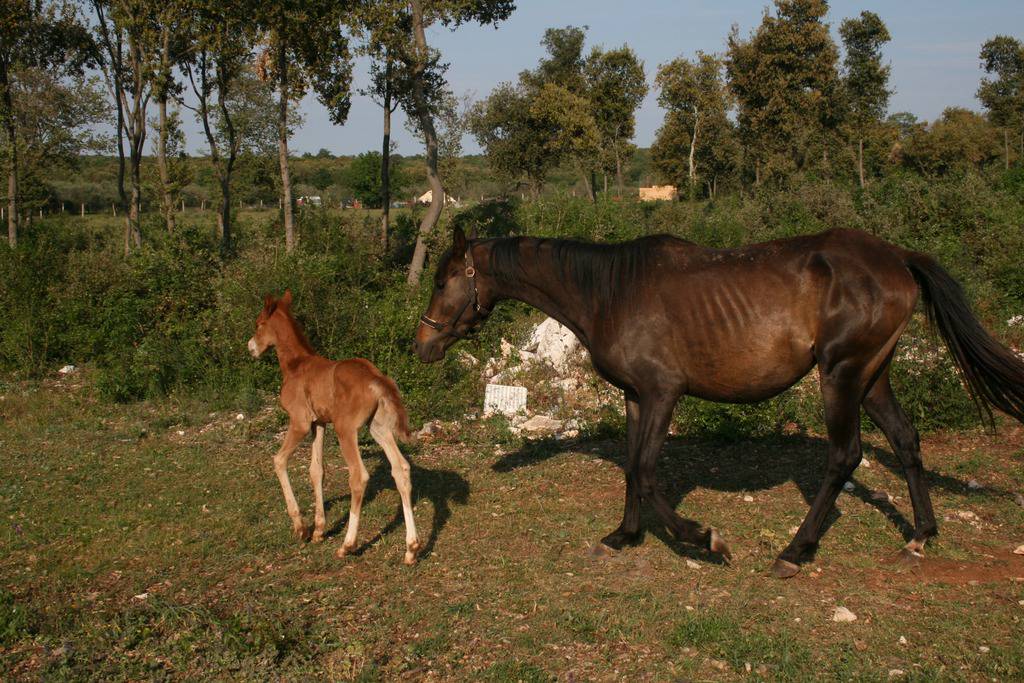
(263, 294), (276, 312)
(280, 289), (293, 308)
(453, 225), (467, 255)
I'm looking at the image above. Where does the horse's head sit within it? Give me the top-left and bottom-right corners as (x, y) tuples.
(414, 227), (491, 363)
(248, 290), (292, 358)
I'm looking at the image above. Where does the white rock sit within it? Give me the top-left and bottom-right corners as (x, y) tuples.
(979, 645), (990, 653)
(685, 559), (700, 570)
(789, 526), (800, 535)
(843, 481), (855, 492)
(967, 479), (983, 490)
(1014, 545), (1024, 555)
(58, 364), (76, 374)
(955, 510), (979, 521)
(417, 420), (443, 438)
(554, 377), (580, 392)
(899, 635), (908, 645)
(235, 413), (245, 421)
(888, 670), (905, 678)
(176, 430), (185, 436)
(523, 317), (582, 370)
(457, 350), (479, 366)
(832, 606), (857, 622)
(483, 384), (527, 417)
(519, 415), (563, 434)
(743, 495), (754, 502)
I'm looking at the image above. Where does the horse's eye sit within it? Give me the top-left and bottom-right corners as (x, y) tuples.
(436, 281), (445, 291)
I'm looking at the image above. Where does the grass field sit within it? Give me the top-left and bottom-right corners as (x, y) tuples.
(2, 370), (1023, 681)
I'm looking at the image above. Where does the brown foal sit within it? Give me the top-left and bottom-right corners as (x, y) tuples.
(248, 290), (421, 565)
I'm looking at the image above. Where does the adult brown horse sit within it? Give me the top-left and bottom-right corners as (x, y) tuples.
(414, 226), (1024, 577)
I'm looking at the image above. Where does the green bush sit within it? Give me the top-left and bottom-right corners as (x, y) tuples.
(1, 171), (1018, 434)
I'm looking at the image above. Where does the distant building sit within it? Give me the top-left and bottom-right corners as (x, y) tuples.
(638, 185), (678, 202)
(297, 195), (322, 207)
(417, 190), (461, 207)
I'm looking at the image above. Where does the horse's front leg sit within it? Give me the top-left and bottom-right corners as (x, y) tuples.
(635, 394), (732, 563)
(600, 395), (643, 550)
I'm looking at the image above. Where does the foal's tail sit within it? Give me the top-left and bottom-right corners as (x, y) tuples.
(372, 376), (417, 445)
(905, 252), (1024, 425)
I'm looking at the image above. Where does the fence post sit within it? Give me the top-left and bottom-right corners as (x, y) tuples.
(81, 203), (85, 217)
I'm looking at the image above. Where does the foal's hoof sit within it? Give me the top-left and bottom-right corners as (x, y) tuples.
(709, 529), (732, 564)
(403, 540), (423, 566)
(335, 543), (354, 559)
(311, 530), (324, 544)
(293, 525), (311, 542)
(588, 543), (618, 559)
(771, 558), (801, 579)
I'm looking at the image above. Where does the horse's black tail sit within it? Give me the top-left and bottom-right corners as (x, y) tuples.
(905, 252), (1024, 426)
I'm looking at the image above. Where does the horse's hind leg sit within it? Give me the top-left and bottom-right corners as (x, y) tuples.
(600, 395), (643, 550)
(773, 363), (864, 578)
(863, 369), (937, 560)
(309, 424), (327, 543)
(335, 427), (369, 559)
(274, 421), (311, 541)
(634, 395), (732, 562)
(370, 417), (421, 565)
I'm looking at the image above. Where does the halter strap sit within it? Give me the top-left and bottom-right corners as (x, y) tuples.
(418, 243), (490, 338)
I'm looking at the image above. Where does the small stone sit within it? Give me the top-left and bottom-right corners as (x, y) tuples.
(842, 481), (855, 492)
(133, 593), (148, 600)
(789, 526), (800, 535)
(176, 430), (185, 436)
(685, 559), (700, 570)
(899, 635), (908, 645)
(519, 415), (564, 434)
(832, 606), (857, 622)
(888, 670), (905, 678)
(235, 413), (245, 420)
(743, 495), (754, 502)
(744, 662), (752, 673)
(967, 479), (983, 490)
(979, 645), (990, 653)
(417, 420), (443, 438)
(707, 658), (728, 671)
(853, 639), (867, 651)
(1014, 545), (1024, 555)
(58, 364), (76, 374)
(1015, 493), (1024, 507)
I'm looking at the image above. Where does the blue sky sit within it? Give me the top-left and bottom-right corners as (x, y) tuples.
(184, 1), (1024, 156)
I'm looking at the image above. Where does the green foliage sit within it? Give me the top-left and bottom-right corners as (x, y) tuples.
(0, 589), (35, 646)
(343, 151), (410, 207)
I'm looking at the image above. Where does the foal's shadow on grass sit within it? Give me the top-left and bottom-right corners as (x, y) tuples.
(493, 432), (1007, 561)
(324, 457), (469, 559)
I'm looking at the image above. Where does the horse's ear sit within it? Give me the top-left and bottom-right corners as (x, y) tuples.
(453, 225), (467, 255)
(280, 289), (293, 308)
(263, 294), (276, 312)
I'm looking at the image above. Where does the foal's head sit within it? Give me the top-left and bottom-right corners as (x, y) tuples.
(247, 290), (293, 358)
(415, 226), (490, 363)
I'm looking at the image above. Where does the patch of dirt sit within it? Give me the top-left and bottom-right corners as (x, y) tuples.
(859, 546), (1024, 587)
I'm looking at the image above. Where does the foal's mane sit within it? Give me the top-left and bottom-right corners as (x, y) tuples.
(272, 303), (316, 355)
(488, 235), (666, 303)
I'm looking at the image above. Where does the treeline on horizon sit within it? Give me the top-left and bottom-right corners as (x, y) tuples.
(2, 1), (1023, 267)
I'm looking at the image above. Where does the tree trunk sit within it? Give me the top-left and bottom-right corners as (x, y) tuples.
(2, 63), (17, 247)
(219, 177), (231, 250)
(688, 110), (698, 199)
(157, 94), (175, 232)
(614, 147), (624, 199)
(277, 36), (295, 252)
(156, 26), (175, 232)
(583, 170), (595, 203)
(858, 137), (865, 189)
(1004, 128), (1010, 171)
(380, 63), (392, 254)
(602, 172), (608, 195)
(406, 0), (443, 287)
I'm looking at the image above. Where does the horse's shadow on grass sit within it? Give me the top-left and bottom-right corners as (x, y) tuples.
(492, 431), (1005, 561)
(324, 457), (469, 559)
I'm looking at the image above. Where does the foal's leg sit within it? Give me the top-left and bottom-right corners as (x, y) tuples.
(601, 395), (643, 549)
(863, 370), (937, 560)
(274, 421), (312, 541)
(335, 427), (370, 558)
(309, 424), (327, 543)
(634, 395), (732, 561)
(773, 365), (863, 578)
(370, 418), (422, 565)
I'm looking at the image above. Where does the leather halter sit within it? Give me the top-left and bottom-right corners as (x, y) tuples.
(418, 244), (491, 339)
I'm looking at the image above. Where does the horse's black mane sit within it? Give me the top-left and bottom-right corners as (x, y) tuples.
(488, 235), (670, 303)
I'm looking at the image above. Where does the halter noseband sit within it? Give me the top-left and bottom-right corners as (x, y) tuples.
(419, 244), (490, 339)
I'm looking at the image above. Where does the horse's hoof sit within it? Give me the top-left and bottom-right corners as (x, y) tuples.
(771, 558), (801, 579)
(293, 525), (310, 542)
(311, 531), (324, 544)
(404, 539), (422, 565)
(600, 529), (641, 550)
(890, 546), (924, 567)
(335, 544), (353, 559)
(709, 529), (732, 564)
(588, 542), (617, 559)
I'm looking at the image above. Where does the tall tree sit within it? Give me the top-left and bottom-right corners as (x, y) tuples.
(151, 2), (187, 232)
(583, 45), (647, 197)
(654, 52), (730, 198)
(839, 11), (892, 188)
(399, 0), (515, 286)
(726, 0), (842, 185)
(1, 0), (92, 247)
(977, 36), (1024, 170)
